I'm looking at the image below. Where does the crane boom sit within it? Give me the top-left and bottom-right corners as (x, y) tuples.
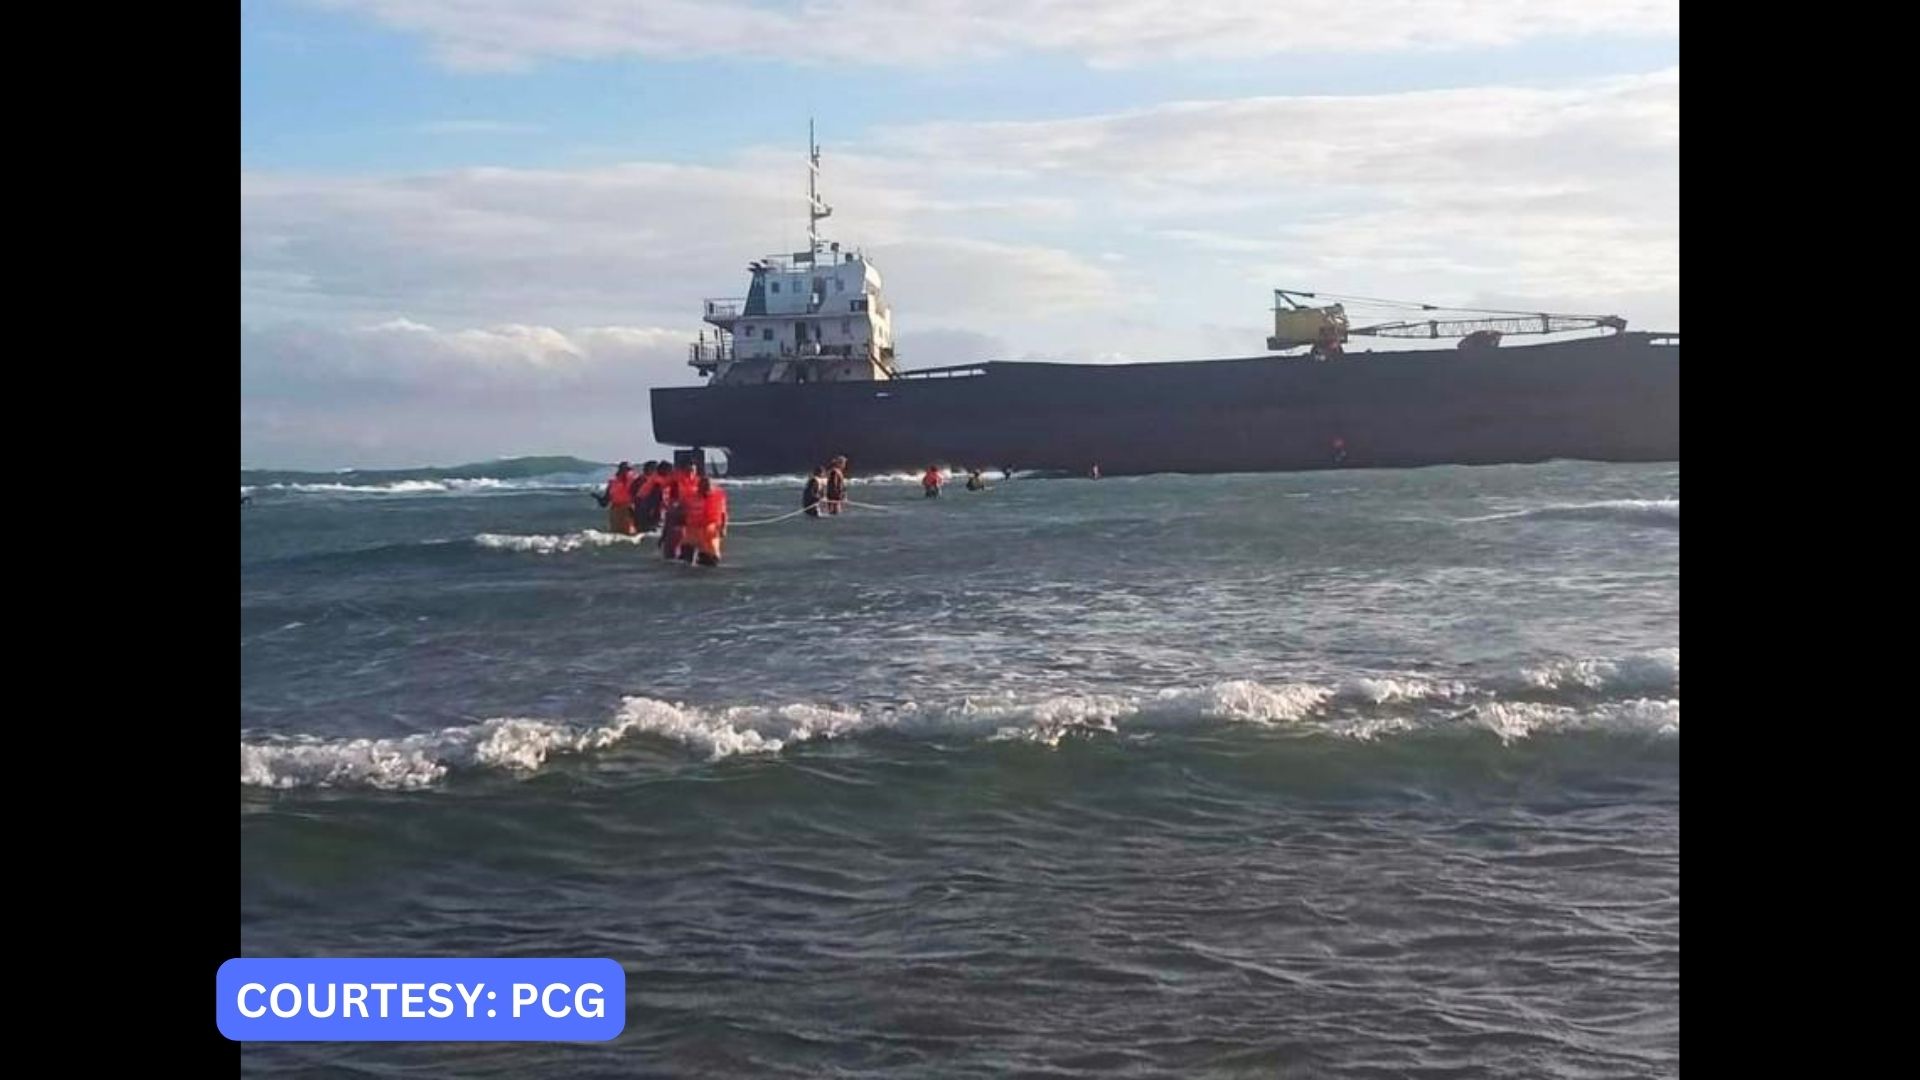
(1265, 288), (1628, 355)
(1352, 313), (1627, 339)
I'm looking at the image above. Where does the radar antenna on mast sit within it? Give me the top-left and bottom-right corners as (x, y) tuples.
(808, 119), (833, 253)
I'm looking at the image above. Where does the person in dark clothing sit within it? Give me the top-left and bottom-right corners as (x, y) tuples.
(660, 498), (685, 560)
(803, 468), (825, 517)
(824, 456), (848, 514)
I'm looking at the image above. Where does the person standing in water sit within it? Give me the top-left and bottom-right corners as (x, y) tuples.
(824, 456), (848, 514)
(922, 465), (943, 498)
(803, 467), (825, 517)
(637, 462), (671, 533)
(677, 477), (730, 567)
(965, 468), (986, 492)
(659, 461), (699, 559)
(599, 461), (638, 535)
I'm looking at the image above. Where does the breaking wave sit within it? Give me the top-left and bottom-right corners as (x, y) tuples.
(243, 475), (598, 498)
(1510, 648), (1679, 695)
(473, 530), (655, 555)
(241, 653), (1678, 790)
(1464, 499), (1678, 527)
(239, 470), (968, 499)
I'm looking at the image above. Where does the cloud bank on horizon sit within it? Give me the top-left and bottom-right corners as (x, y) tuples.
(244, 0), (1678, 469)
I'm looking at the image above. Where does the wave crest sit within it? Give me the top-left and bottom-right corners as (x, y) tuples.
(241, 652), (1679, 790)
(1465, 499), (1677, 527)
(473, 530), (654, 554)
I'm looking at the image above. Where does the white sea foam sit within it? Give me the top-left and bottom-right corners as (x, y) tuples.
(473, 530), (654, 554)
(241, 655), (1679, 790)
(1464, 498), (1677, 527)
(239, 717), (607, 791)
(1466, 698), (1679, 744)
(1336, 676), (1470, 705)
(1513, 648), (1679, 695)
(250, 475), (599, 497)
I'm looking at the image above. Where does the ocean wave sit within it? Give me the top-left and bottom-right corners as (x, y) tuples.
(1511, 648), (1679, 696)
(247, 475), (599, 497)
(473, 530), (655, 555)
(241, 653), (1678, 790)
(240, 470), (946, 498)
(1464, 499), (1677, 527)
(1459, 499), (1674, 526)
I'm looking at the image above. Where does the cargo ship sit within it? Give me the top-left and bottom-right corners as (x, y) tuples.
(650, 128), (1678, 477)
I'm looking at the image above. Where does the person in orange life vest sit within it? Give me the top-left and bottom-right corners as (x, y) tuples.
(658, 462), (697, 560)
(673, 461), (702, 503)
(598, 461), (638, 534)
(635, 462), (669, 532)
(922, 465), (942, 498)
(676, 477), (730, 567)
(658, 461), (701, 558)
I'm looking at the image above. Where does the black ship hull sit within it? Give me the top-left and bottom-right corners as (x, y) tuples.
(650, 333), (1677, 476)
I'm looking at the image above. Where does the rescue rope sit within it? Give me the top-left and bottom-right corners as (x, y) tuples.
(727, 497), (899, 527)
(727, 505), (817, 528)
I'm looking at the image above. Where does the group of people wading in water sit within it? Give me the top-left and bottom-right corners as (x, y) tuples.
(596, 454), (1038, 567)
(594, 455), (854, 567)
(595, 459), (730, 567)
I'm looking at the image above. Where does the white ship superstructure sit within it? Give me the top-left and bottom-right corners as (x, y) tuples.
(689, 123), (897, 386)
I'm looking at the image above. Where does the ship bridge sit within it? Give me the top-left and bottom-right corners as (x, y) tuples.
(689, 124), (897, 386)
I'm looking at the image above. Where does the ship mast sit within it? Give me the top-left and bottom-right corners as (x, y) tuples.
(807, 119), (832, 254)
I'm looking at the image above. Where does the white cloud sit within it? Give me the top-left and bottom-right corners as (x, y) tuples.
(319, 0), (1678, 70)
(243, 319), (685, 395)
(882, 70), (1677, 200)
(241, 319), (692, 465)
(880, 69), (1679, 312)
(241, 160), (1116, 329)
(871, 238), (1116, 316)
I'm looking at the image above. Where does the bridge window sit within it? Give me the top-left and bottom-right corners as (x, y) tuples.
(770, 282), (780, 293)
(762, 328), (773, 341)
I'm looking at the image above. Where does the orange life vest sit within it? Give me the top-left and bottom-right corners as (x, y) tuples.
(682, 488), (728, 528)
(607, 472), (634, 506)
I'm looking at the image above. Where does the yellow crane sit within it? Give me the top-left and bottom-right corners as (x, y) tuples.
(1267, 289), (1627, 356)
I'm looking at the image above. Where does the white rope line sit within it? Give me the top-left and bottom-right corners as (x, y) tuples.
(727, 505), (818, 528)
(726, 497), (901, 526)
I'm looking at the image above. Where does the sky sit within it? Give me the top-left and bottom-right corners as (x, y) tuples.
(240, 0), (1679, 469)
